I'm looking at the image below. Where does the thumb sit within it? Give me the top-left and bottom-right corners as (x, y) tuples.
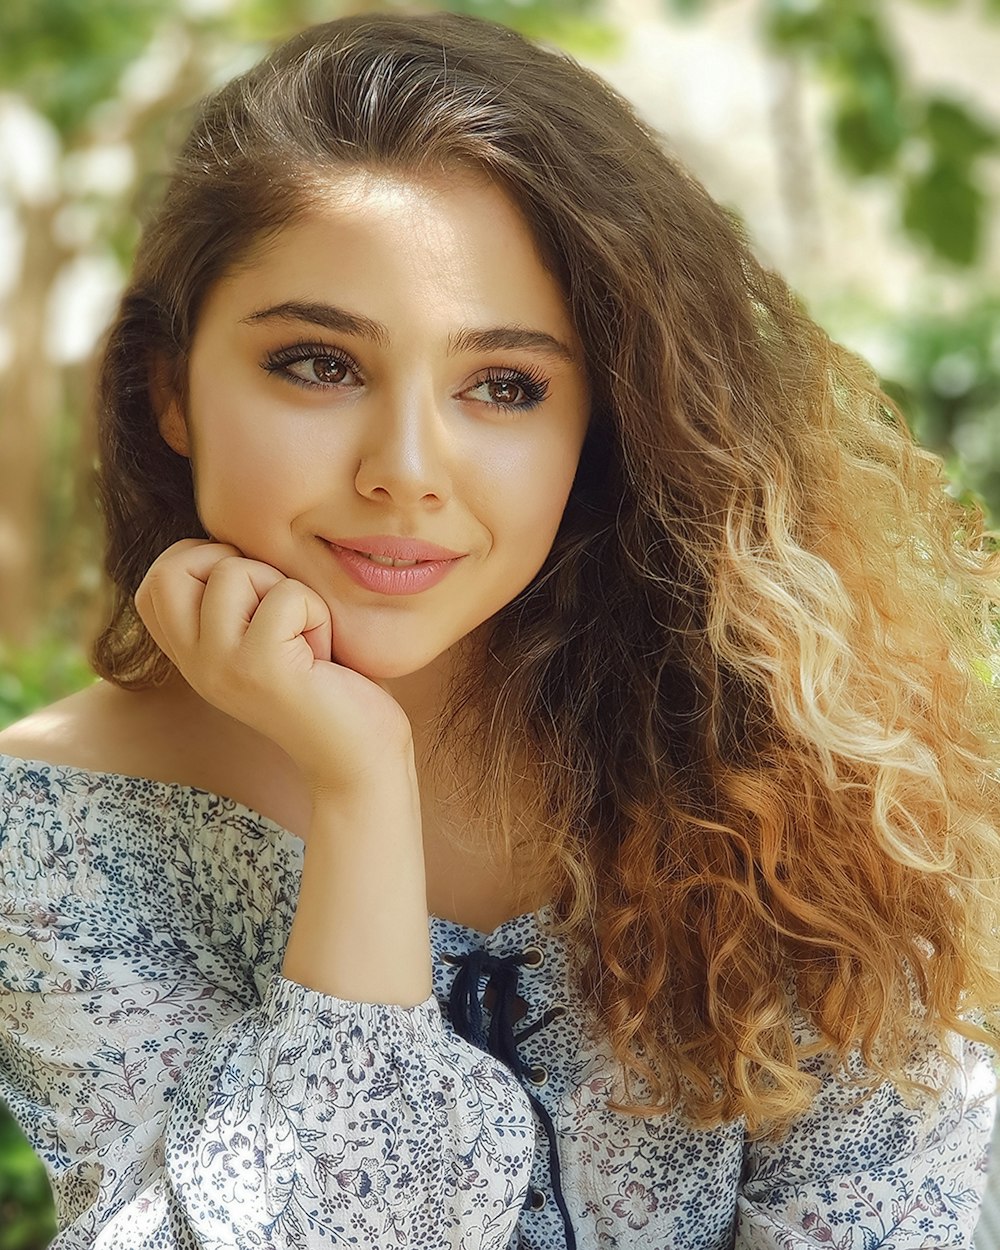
(302, 612), (333, 663)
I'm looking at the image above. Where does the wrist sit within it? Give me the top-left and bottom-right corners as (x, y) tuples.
(283, 753), (430, 1005)
(305, 738), (418, 804)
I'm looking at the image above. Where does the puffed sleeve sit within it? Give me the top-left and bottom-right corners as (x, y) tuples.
(163, 972), (534, 1249)
(736, 1023), (997, 1249)
(0, 767), (535, 1249)
(0, 891), (535, 1249)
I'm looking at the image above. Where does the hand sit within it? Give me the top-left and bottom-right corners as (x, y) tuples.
(134, 539), (415, 794)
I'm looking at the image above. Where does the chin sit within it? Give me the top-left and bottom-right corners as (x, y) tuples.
(328, 637), (443, 682)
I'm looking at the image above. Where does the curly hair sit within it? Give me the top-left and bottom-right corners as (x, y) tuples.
(90, 9), (1000, 1137)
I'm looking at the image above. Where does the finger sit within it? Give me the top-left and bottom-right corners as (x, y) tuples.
(240, 577), (333, 670)
(137, 541), (245, 653)
(133, 587), (180, 668)
(162, 540), (245, 586)
(302, 611), (334, 664)
(197, 556), (288, 659)
(139, 558), (210, 652)
(164, 537), (233, 560)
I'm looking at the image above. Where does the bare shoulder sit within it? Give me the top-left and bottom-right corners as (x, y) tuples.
(0, 681), (116, 771)
(0, 677), (311, 838)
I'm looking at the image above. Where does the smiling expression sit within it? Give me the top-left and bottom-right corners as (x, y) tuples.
(157, 168), (592, 681)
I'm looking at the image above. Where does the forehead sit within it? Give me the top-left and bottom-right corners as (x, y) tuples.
(204, 168), (578, 342)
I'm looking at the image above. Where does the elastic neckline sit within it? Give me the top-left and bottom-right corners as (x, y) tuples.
(0, 750), (550, 941)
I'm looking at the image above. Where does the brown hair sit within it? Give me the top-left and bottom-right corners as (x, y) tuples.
(91, 9), (1000, 1136)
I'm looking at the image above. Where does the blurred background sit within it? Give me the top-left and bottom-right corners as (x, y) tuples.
(1, 0), (999, 1246)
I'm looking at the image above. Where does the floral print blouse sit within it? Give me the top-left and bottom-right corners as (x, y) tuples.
(0, 752), (996, 1249)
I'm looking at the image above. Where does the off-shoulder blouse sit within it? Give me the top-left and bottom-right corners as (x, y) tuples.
(0, 753), (995, 1248)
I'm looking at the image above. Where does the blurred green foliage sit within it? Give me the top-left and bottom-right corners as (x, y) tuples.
(0, 0), (616, 143)
(1, 0), (165, 137)
(0, 641), (95, 731)
(0, 1110), (56, 1250)
(3, 0), (998, 269)
(883, 296), (1000, 518)
(668, 0), (1000, 266)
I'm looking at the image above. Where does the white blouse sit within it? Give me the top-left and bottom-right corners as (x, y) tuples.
(0, 753), (995, 1248)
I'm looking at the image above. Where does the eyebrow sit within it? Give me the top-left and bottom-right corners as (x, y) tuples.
(240, 300), (580, 366)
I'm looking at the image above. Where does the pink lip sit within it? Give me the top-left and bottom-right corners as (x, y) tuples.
(327, 543), (463, 596)
(330, 534), (465, 562)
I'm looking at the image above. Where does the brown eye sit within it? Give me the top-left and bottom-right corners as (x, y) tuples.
(262, 345), (361, 391)
(470, 366), (550, 414)
(306, 357), (349, 385)
(486, 379), (524, 406)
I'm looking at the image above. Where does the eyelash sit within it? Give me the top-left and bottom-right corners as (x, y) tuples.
(261, 342), (551, 413)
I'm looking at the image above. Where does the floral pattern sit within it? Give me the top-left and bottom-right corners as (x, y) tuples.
(0, 752), (995, 1249)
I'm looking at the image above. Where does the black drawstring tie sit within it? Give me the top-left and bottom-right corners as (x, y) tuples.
(447, 949), (577, 1250)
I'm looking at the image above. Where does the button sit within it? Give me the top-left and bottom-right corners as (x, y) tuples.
(527, 1064), (548, 1086)
(529, 1188), (546, 1211)
(520, 945), (544, 968)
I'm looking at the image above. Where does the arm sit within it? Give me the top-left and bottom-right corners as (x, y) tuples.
(164, 773), (534, 1248)
(134, 539), (439, 1011)
(0, 758), (534, 1250)
(735, 1029), (997, 1249)
(281, 756), (432, 1005)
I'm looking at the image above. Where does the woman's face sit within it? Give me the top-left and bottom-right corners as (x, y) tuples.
(158, 168), (592, 680)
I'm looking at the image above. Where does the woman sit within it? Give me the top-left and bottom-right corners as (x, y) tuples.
(1, 10), (998, 1248)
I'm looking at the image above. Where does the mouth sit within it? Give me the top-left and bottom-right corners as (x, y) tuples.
(340, 549), (436, 567)
(325, 542), (463, 596)
(327, 534), (465, 563)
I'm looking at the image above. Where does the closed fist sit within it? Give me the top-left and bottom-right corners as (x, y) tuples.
(134, 539), (415, 793)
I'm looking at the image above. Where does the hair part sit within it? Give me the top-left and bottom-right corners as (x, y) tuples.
(91, 9), (1000, 1137)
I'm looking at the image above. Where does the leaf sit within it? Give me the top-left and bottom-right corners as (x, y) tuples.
(764, 1), (835, 51)
(203, 1138), (230, 1163)
(902, 162), (984, 266)
(923, 96), (998, 162)
(661, 0), (712, 18)
(834, 97), (904, 174)
(275, 1041), (309, 1067)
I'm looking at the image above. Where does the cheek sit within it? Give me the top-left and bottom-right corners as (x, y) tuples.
(498, 438), (583, 544)
(188, 404), (303, 539)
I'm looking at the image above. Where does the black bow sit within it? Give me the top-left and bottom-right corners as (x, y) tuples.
(446, 948), (577, 1250)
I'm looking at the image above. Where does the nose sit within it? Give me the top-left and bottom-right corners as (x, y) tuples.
(353, 383), (453, 507)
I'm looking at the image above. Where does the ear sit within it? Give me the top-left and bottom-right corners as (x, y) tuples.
(149, 356), (191, 458)
(158, 397), (191, 458)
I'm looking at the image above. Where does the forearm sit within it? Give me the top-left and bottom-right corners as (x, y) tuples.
(281, 752), (433, 1006)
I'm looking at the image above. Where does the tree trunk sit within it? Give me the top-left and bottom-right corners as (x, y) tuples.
(0, 197), (68, 647)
